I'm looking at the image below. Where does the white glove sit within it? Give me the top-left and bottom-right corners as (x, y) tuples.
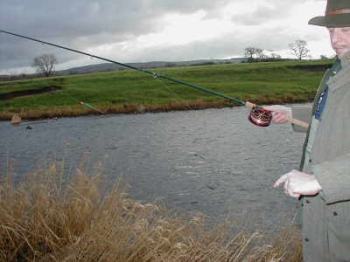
(263, 105), (292, 124)
(273, 170), (322, 198)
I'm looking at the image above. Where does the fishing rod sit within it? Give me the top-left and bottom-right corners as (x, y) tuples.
(0, 29), (309, 128)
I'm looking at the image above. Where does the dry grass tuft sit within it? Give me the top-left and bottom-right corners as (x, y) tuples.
(0, 163), (302, 261)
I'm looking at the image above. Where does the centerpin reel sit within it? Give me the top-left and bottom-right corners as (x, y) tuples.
(248, 106), (273, 127)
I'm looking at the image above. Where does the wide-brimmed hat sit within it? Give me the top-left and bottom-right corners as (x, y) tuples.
(309, 0), (350, 27)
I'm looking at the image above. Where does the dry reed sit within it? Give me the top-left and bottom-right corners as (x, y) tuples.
(0, 163), (302, 261)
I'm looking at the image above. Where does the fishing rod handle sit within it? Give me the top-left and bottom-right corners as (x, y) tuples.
(245, 101), (256, 109)
(288, 117), (309, 129)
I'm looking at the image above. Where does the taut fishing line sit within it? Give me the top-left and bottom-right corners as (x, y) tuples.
(0, 29), (309, 128)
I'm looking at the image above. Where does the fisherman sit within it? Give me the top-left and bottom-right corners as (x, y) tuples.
(269, 0), (350, 261)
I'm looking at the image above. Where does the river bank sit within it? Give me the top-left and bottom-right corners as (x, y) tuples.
(0, 60), (331, 121)
(1, 96), (311, 121)
(0, 162), (302, 261)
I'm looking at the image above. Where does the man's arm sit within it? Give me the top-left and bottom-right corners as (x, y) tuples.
(290, 105), (312, 133)
(264, 104), (312, 132)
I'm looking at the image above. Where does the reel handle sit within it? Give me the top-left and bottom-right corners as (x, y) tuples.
(245, 101), (309, 129)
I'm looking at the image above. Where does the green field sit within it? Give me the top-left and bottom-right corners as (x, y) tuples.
(0, 60), (333, 120)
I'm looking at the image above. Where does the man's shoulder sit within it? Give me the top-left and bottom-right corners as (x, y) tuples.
(328, 64), (350, 91)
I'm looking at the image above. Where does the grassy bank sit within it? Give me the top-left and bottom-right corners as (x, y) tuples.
(0, 163), (302, 261)
(0, 60), (332, 120)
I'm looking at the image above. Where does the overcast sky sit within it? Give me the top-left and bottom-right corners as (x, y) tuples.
(0, 0), (332, 74)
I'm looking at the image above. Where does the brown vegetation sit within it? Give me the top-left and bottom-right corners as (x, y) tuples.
(0, 96), (311, 122)
(0, 163), (303, 261)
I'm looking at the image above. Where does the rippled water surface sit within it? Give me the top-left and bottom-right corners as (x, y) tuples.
(0, 106), (307, 232)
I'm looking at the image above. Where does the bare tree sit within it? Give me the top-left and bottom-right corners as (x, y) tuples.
(244, 47), (263, 62)
(256, 49), (264, 59)
(32, 54), (58, 77)
(270, 53), (282, 60)
(289, 40), (310, 61)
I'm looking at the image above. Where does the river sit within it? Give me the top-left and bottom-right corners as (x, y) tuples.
(0, 106), (307, 233)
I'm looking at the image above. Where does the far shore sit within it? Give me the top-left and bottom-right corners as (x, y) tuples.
(0, 96), (313, 121)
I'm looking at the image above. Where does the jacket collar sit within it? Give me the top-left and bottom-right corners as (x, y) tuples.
(328, 52), (350, 92)
(340, 50), (350, 68)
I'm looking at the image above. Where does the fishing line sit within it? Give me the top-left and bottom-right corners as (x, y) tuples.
(152, 72), (190, 107)
(55, 85), (105, 115)
(0, 29), (309, 128)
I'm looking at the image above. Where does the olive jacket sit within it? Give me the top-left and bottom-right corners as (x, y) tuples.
(291, 52), (350, 262)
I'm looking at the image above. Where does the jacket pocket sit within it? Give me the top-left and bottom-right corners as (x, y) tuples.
(326, 201), (350, 261)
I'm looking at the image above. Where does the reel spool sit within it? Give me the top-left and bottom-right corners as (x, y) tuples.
(248, 107), (273, 127)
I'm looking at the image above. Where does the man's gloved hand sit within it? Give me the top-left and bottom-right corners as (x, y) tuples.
(273, 169), (322, 198)
(263, 105), (292, 124)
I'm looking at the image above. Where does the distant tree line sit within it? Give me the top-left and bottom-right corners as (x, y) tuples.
(243, 39), (312, 63)
(243, 47), (282, 63)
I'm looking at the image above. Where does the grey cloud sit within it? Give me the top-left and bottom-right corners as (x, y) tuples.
(1, 0), (228, 38)
(232, 5), (284, 26)
(231, 0), (320, 26)
(0, 0), (229, 70)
